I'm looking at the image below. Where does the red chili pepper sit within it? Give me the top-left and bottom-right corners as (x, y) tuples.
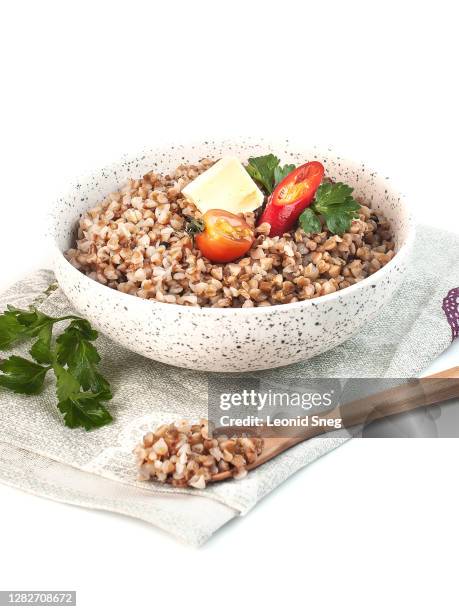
(258, 161), (324, 237)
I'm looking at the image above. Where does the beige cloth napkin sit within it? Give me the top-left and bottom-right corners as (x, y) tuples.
(0, 225), (458, 545)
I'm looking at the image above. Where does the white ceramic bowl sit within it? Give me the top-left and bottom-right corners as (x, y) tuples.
(51, 139), (415, 372)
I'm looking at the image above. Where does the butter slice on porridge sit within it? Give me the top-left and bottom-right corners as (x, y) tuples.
(182, 156), (264, 215)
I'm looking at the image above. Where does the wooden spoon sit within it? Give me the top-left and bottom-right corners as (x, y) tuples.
(211, 366), (459, 483)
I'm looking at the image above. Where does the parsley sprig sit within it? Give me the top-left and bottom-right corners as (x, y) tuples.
(299, 182), (361, 235)
(0, 305), (113, 430)
(245, 154), (295, 194)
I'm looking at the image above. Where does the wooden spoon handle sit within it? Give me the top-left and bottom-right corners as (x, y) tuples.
(212, 367), (459, 481)
(306, 366), (459, 438)
(425, 365), (459, 379)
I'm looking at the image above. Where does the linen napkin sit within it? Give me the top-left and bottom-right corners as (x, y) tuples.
(0, 225), (458, 546)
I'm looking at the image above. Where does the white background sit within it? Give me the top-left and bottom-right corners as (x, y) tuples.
(1, 1), (458, 610)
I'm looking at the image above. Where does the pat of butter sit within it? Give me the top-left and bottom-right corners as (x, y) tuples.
(182, 156), (264, 215)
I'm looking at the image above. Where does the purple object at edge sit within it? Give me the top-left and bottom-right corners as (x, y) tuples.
(442, 287), (459, 341)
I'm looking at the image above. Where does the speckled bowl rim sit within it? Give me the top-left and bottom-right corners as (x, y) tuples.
(52, 141), (416, 315)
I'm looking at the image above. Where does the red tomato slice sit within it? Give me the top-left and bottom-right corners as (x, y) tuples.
(195, 209), (254, 263)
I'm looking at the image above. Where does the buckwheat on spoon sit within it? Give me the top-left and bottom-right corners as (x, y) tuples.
(134, 419), (264, 489)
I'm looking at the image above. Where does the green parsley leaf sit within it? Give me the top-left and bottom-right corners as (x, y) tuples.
(0, 305), (64, 361)
(0, 356), (50, 395)
(30, 325), (54, 364)
(310, 182), (361, 235)
(13, 306), (59, 336)
(312, 182), (355, 209)
(58, 391), (113, 431)
(274, 164), (296, 187)
(325, 213), (353, 235)
(299, 208), (322, 234)
(54, 363), (113, 430)
(245, 154), (281, 194)
(56, 320), (112, 399)
(53, 362), (81, 402)
(245, 155), (296, 195)
(0, 310), (28, 350)
(0, 301), (113, 431)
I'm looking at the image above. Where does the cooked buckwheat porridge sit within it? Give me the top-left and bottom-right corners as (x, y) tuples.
(65, 158), (395, 307)
(135, 419), (264, 488)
